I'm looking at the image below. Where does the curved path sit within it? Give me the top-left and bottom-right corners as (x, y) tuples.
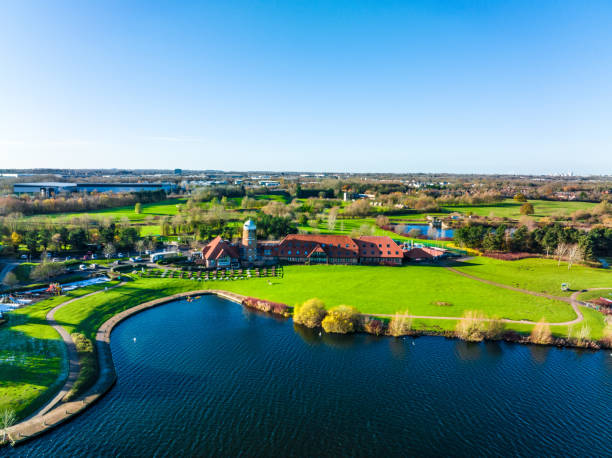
(3, 280), (605, 446)
(443, 266), (584, 326)
(29, 282), (127, 419)
(4, 288), (246, 446)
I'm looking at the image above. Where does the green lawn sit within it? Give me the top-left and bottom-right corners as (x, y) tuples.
(26, 199), (187, 222)
(4, 259), (610, 420)
(453, 257), (612, 296)
(441, 199), (597, 219)
(0, 282), (116, 419)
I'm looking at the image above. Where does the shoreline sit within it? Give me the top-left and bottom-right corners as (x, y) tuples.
(2, 289), (608, 447)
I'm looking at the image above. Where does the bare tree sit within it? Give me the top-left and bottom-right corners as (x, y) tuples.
(327, 207), (339, 231)
(103, 243), (117, 259)
(566, 244), (584, 270)
(555, 242), (569, 266)
(134, 239), (146, 256)
(2, 272), (18, 289)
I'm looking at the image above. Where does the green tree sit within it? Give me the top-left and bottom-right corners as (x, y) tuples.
(513, 193), (527, 202)
(294, 298), (327, 328)
(520, 203), (535, 215)
(321, 305), (360, 334)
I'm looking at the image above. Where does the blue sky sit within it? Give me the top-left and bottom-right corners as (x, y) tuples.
(1, 0), (611, 173)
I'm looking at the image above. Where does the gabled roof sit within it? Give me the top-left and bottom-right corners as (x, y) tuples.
(201, 236), (239, 260)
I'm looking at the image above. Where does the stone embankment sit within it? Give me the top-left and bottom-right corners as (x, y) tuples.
(3, 290), (247, 447)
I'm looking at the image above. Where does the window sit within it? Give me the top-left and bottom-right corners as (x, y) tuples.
(297, 251), (300, 255)
(387, 251), (391, 255)
(395, 251), (399, 255)
(387, 244), (390, 247)
(378, 244), (382, 247)
(288, 250), (292, 255)
(346, 244), (349, 248)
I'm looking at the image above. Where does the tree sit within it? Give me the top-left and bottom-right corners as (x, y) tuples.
(513, 193), (527, 202)
(327, 207), (339, 231)
(321, 305), (360, 334)
(135, 239), (146, 255)
(104, 243), (117, 259)
(555, 242), (569, 266)
(530, 319), (552, 344)
(294, 298), (327, 328)
(10, 231), (22, 249)
(24, 230), (39, 254)
(2, 272), (18, 289)
(0, 408), (16, 444)
(344, 199), (371, 217)
(388, 311), (413, 337)
(31, 262), (66, 282)
(134, 202), (142, 214)
(520, 202), (535, 215)
(566, 244), (583, 270)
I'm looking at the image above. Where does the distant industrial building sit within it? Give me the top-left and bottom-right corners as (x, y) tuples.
(13, 182), (176, 197)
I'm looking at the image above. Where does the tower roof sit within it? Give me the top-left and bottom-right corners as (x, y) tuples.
(243, 219), (256, 230)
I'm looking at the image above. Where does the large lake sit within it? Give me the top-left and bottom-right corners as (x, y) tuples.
(8, 296), (611, 456)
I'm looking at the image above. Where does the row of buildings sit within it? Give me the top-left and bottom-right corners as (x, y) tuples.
(13, 182), (176, 197)
(197, 220), (447, 268)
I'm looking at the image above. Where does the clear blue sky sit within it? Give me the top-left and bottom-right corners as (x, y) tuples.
(1, 0), (611, 174)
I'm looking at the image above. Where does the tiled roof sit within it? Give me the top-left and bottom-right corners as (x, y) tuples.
(278, 234), (359, 258)
(201, 236), (239, 260)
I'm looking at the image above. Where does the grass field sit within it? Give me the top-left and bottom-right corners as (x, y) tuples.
(0, 282), (117, 418)
(27, 199), (187, 222)
(441, 199), (597, 219)
(3, 258), (610, 420)
(453, 257), (612, 296)
(577, 289), (612, 302)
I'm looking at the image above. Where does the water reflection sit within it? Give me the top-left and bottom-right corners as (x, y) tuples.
(528, 344), (551, 364)
(455, 341), (483, 361)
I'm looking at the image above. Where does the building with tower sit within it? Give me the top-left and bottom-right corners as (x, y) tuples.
(242, 219), (258, 263)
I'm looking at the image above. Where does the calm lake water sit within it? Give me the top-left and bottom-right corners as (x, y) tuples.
(401, 223), (455, 239)
(7, 296), (612, 457)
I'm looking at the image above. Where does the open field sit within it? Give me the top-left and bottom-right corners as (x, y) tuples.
(26, 199), (187, 222)
(453, 257), (612, 297)
(3, 257), (610, 420)
(0, 282), (117, 418)
(441, 199), (597, 219)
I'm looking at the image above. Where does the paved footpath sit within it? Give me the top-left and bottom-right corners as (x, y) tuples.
(369, 266), (585, 326)
(32, 282), (127, 419)
(3, 288), (246, 446)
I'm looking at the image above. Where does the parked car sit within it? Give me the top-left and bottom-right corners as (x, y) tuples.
(117, 252), (125, 258)
(145, 250), (152, 255)
(20, 254), (28, 259)
(51, 258), (60, 262)
(79, 264), (87, 271)
(129, 256), (142, 262)
(91, 254), (98, 260)
(65, 256), (72, 261)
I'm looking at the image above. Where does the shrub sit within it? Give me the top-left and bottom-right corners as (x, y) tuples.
(64, 333), (97, 401)
(484, 317), (506, 340)
(242, 297), (290, 317)
(530, 319), (553, 345)
(455, 311), (487, 342)
(361, 316), (385, 335)
(387, 311), (413, 337)
(321, 305), (360, 334)
(293, 298), (327, 328)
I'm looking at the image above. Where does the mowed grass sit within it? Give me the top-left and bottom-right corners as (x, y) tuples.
(0, 282), (116, 419)
(27, 199), (187, 222)
(577, 289), (612, 302)
(453, 257), (612, 296)
(441, 199), (597, 219)
(54, 266), (576, 340)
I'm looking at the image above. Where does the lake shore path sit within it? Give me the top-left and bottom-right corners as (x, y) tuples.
(2, 272), (597, 447)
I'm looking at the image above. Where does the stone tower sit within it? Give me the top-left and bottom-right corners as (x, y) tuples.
(242, 219), (257, 263)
